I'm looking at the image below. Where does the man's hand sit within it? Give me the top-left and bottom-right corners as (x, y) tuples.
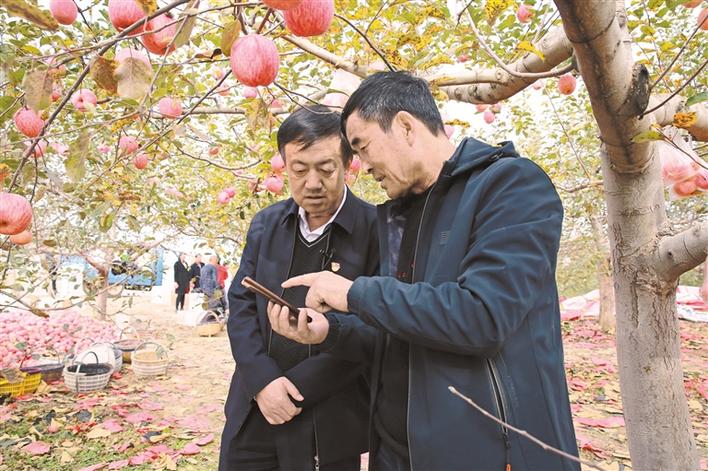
(281, 271), (353, 313)
(254, 376), (304, 425)
(267, 302), (330, 345)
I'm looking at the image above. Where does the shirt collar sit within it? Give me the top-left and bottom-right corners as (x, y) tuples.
(298, 187), (347, 239)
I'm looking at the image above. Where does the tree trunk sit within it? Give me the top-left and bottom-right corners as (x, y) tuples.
(590, 215), (615, 332)
(553, 2), (702, 468)
(97, 275), (108, 320)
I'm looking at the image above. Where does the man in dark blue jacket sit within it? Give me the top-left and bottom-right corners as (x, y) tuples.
(268, 72), (580, 470)
(219, 105), (378, 471)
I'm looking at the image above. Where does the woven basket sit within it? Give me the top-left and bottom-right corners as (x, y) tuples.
(0, 370), (41, 397)
(20, 352), (65, 383)
(63, 351), (112, 393)
(196, 311), (222, 337)
(131, 342), (169, 378)
(114, 327), (141, 363)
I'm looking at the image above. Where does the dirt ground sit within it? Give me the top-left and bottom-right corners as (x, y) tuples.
(0, 292), (706, 470)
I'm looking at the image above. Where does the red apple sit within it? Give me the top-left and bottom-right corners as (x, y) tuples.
(243, 86), (258, 99)
(119, 136), (139, 154)
(71, 89), (97, 112)
(262, 0), (304, 10)
(141, 14), (177, 55)
(157, 97), (182, 119)
(133, 152), (148, 169)
(349, 157), (361, 173)
(683, 0), (701, 7)
(264, 175), (284, 194)
(0, 192), (33, 236)
(28, 140), (47, 157)
(475, 104), (488, 113)
(49, 0), (78, 25)
(483, 110), (495, 124)
(13, 108), (44, 138)
(444, 125), (454, 138)
(457, 54), (469, 63)
(230, 34), (280, 87)
(51, 88), (61, 102)
(270, 153), (285, 172)
(225, 187), (236, 198)
(694, 168), (708, 190)
(115, 48), (151, 67)
(673, 179), (697, 197)
(558, 73), (577, 95)
(532, 80), (544, 90)
(699, 8), (708, 30)
(108, 0), (146, 33)
(516, 4), (533, 23)
(9, 230), (32, 246)
(209, 146), (220, 156)
(490, 103), (502, 113)
(284, 0), (334, 37)
(217, 191), (231, 205)
(98, 144), (111, 154)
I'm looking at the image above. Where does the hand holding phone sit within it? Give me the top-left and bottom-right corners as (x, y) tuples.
(241, 276), (311, 326)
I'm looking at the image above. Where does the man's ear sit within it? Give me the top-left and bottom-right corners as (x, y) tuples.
(393, 111), (416, 145)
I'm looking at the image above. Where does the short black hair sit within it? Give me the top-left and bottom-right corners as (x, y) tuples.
(341, 71), (445, 138)
(277, 105), (353, 165)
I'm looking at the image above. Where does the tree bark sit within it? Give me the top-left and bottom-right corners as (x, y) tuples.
(590, 215), (615, 332)
(553, 2), (701, 468)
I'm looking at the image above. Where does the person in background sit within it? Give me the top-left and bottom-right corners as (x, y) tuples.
(200, 254), (222, 312)
(190, 254), (204, 293)
(173, 252), (191, 312)
(217, 256), (229, 290)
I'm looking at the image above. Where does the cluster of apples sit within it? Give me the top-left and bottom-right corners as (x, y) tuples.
(0, 310), (119, 369)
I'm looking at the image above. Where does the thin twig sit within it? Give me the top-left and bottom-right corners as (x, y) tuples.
(334, 13), (394, 71)
(643, 58), (708, 116)
(464, 10), (575, 80)
(449, 386), (604, 471)
(544, 90), (593, 180)
(649, 13), (704, 90)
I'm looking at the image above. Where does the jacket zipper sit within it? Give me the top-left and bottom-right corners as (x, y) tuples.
(406, 183), (437, 471)
(309, 344), (321, 471)
(487, 359), (512, 471)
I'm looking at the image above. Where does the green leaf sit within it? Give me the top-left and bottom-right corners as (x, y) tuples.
(220, 20), (241, 56)
(631, 129), (663, 143)
(99, 212), (115, 232)
(686, 92), (708, 107)
(173, 0), (200, 49)
(22, 69), (53, 111)
(0, 0), (59, 30)
(66, 131), (89, 182)
(42, 239), (57, 247)
(114, 57), (152, 100)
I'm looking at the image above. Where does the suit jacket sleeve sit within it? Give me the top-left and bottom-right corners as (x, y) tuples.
(347, 158), (563, 357)
(227, 212), (283, 398)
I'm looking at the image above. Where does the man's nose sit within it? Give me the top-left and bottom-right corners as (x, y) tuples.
(305, 171), (323, 189)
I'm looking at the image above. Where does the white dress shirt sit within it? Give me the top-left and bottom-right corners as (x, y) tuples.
(297, 187), (348, 242)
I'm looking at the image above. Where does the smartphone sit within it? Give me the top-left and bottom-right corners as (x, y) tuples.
(241, 276), (311, 326)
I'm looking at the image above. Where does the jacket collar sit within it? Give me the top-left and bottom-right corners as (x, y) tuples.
(278, 187), (357, 235)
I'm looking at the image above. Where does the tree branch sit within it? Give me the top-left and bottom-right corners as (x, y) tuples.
(281, 35), (370, 78)
(438, 25), (574, 103)
(449, 386), (604, 471)
(650, 94), (708, 142)
(654, 220), (708, 281)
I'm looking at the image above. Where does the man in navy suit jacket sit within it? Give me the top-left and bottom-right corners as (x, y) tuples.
(219, 105), (378, 471)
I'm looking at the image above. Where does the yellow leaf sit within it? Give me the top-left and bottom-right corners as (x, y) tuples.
(517, 41), (545, 61)
(59, 450), (74, 464)
(85, 426), (111, 439)
(673, 111), (697, 129)
(114, 57), (152, 100)
(0, 0), (59, 30)
(23, 69), (54, 111)
(484, 0), (515, 25)
(90, 56), (118, 94)
(135, 0), (157, 14)
(220, 20), (241, 56)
